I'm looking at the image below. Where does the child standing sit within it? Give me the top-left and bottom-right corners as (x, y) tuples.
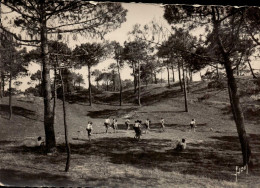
(160, 118), (165, 132)
(104, 118), (110, 133)
(86, 121), (93, 141)
(144, 118), (150, 134)
(112, 119), (118, 133)
(125, 118), (130, 130)
(134, 120), (142, 141)
(190, 119), (196, 132)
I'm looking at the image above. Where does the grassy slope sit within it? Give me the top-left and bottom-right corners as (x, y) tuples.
(0, 79), (260, 187)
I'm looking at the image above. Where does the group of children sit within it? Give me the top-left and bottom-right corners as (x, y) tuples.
(104, 118), (118, 133)
(85, 117), (196, 145)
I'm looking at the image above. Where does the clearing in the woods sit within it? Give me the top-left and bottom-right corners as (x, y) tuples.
(0, 79), (260, 187)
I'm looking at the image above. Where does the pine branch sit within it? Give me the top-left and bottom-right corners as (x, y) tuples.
(2, 3), (39, 21)
(0, 25), (41, 43)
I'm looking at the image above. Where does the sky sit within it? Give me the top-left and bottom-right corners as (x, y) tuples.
(14, 2), (171, 91)
(3, 2), (260, 91)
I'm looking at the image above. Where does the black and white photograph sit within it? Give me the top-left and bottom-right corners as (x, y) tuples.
(0, 0), (260, 187)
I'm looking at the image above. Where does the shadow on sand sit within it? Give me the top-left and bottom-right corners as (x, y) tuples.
(0, 104), (40, 121)
(6, 133), (260, 185)
(0, 169), (74, 187)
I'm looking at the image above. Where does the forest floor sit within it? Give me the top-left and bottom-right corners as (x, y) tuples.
(0, 78), (260, 187)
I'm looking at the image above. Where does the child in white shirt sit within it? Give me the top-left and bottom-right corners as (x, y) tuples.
(190, 119), (196, 132)
(104, 118), (110, 133)
(86, 121), (93, 141)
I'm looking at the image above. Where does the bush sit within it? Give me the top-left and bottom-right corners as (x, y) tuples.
(24, 86), (41, 96)
(238, 78), (260, 96)
(208, 80), (225, 89)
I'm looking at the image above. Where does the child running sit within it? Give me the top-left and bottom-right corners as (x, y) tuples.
(133, 120), (142, 141)
(190, 119), (196, 132)
(104, 118), (111, 133)
(125, 118), (130, 130)
(144, 118), (150, 134)
(160, 118), (165, 132)
(86, 121), (93, 141)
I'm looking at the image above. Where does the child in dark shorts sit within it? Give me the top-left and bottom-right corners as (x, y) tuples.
(190, 119), (196, 132)
(86, 121), (93, 141)
(134, 120), (142, 141)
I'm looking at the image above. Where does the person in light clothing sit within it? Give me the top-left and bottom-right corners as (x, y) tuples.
(104, 118), (111, 133)
(190, 119), (196, 132)
(144, 118), (150, 134)
(125, 118), (130, 130)
(160, 118), (165, 132)
(112, 118), (118, 133)
(86, 121), (93, 141)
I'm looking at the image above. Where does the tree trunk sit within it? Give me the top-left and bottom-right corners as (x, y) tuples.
(160, 70), (163, 84)
(189, 68), (193, 82)
(60, 69), (71, 172)
(167, 66), (170, 87)
(224, 61), (251, 165)
(236, 64), (239, 76)
(186, 69), (190, 93)
(182, 61), (188, 112)
(117, 60), (122, 106)
(52, 60), (57, 127)
(154, 71), (157, 84)
(88, 65), (92, 106)
(138, 61), (141, 106)
(40, 4), (56, 153)
(178, 62), (183, 91)
(248, 60), (257, 79)
(216, 63), (219, 79)
(213, 15), (251, 165)
(171, 66), (175, 83)
(0, 72), (2, 98)
(9, 72), (12, 120)
(2, 74), (5, 97)
(133, 63), (137, 94)
(0, 5), (2, 98)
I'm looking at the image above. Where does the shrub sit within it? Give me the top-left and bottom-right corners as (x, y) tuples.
(24, 86), (41, 96)
(208, 80), (225, 89)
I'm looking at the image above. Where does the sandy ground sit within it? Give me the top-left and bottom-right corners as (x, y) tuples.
(0, 81), (260, 187)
